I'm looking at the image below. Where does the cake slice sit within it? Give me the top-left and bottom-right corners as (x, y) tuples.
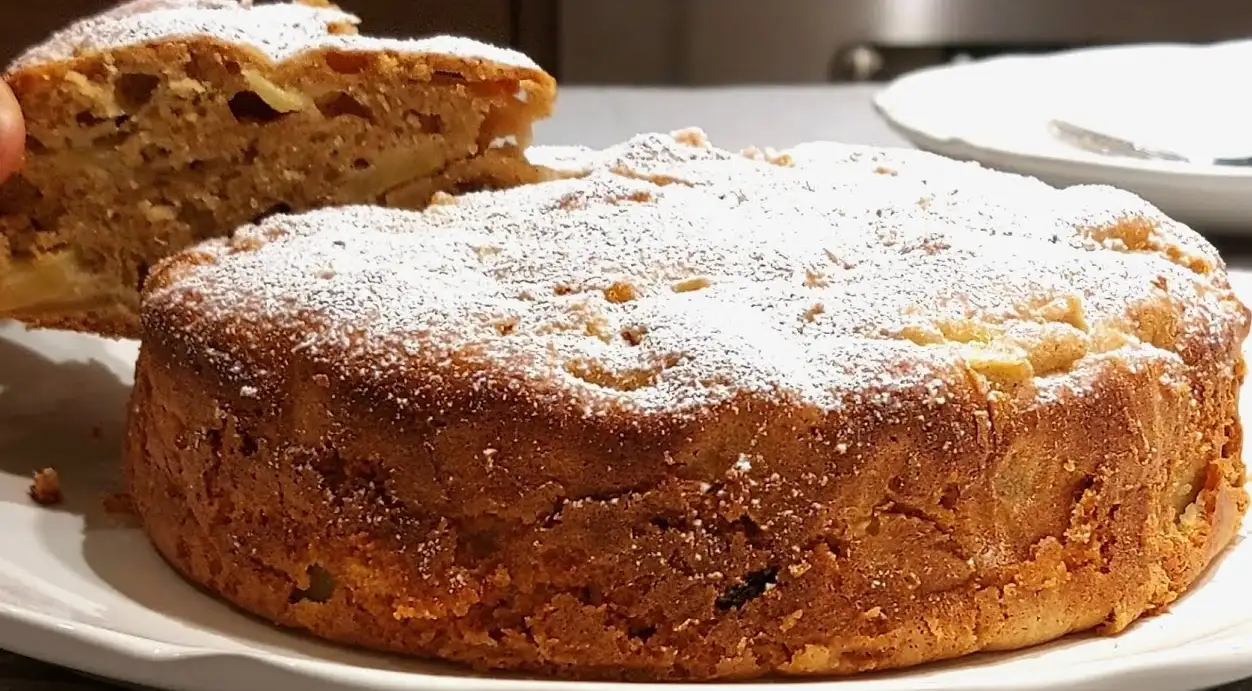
(0, 0), (556, 337)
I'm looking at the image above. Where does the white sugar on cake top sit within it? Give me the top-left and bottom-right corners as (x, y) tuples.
(145, 130), (1246, 415)
(7, 0), (541, 73)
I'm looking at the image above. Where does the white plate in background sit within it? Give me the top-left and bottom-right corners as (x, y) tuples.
(874, 41), (1252, 233)
(6, 273), (1252, 690)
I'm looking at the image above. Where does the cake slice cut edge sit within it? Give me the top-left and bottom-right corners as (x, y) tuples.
(0, 0), (557, 338)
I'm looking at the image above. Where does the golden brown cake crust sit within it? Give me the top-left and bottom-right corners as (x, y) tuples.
(124, 131), (1250, 681)
(0, 0), (555, 338)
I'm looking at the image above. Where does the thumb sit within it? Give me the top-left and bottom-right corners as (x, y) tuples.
(0, 80), (25, 183)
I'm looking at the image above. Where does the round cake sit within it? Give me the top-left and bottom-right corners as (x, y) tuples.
(123, 129), (1250, 681)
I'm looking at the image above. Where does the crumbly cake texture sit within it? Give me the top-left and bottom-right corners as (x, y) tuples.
(28, 467), (62, 506)
(125, 130), (1250, 681)
(0, 0), (555, 338)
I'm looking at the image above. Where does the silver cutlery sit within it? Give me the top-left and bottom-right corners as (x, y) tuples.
(1048, 118), (1252, 167)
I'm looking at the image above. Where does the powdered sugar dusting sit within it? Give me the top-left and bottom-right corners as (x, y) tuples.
(144, 130), (1248, 417)
(7, 0), (541, 74)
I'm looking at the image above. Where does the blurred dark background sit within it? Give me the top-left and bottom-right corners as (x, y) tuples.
(6, 0), (1252, 84)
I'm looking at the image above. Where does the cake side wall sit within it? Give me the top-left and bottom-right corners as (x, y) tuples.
(121, 318), (1248, 680)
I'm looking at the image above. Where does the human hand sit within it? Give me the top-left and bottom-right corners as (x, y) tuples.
(0, 81), (24, 183)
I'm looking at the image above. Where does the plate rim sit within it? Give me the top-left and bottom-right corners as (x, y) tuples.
(5, 570), (1252, 691)
(872, 40), (1252, 184)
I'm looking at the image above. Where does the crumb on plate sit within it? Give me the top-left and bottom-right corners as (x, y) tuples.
(29, 467), (62, 506)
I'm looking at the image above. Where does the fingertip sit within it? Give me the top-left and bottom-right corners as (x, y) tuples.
(0, 80), (25, 183)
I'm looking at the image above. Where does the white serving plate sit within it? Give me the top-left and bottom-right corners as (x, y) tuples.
(5, 273), (1252, 691)
(873, 40), (1252, 233)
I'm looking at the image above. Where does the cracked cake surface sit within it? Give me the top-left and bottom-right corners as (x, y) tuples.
(125, 129), (1250, 680)
(0, 0), (555, 337)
